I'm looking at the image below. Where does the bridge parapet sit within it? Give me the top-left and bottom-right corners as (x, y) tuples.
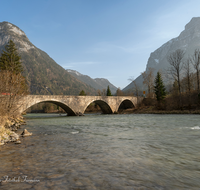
(17, 95), (142, 116)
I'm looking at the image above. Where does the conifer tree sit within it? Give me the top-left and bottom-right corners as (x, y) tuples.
(0, 40), (28, 117)
(106, 85), (112, 96)
(79, 90), (86, 96)
(0, 39), (23, 74)
(154, 72), (166, 101)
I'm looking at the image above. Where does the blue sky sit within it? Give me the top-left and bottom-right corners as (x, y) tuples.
(1, 0), (200, 88)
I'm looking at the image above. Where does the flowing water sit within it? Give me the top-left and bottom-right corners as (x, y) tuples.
(0, 114), (200, 190)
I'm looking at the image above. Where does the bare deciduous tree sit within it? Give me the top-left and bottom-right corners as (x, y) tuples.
(183, 57), (193, 108)
(128, 76), (140, 97)
(97, 89), (101, 96)
(96, 89), (107, 96)
(0, 71), (29, 117)
(167, 49), (185, 108)
(191, 49), (200, 92)
(101, 89), (106, 96)
(116, 88), (124, 96)
(141, 67), (155, 98)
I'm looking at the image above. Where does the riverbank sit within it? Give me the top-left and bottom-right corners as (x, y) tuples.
(119, 106), (200, 114)
(0, 116), (26, 146)
(118, 97), (200, 114)
(134, 107), (200, 114)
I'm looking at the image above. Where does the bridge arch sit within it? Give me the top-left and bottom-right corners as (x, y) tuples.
(18, 95), (141, 116)
(118, 99), (135, 112)
(83, 100), (113, 114)
(24, 100), (77, 116)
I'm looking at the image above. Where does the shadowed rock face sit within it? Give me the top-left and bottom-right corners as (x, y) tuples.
(17, 95), (141, 116)
(123, 17), (200, 92)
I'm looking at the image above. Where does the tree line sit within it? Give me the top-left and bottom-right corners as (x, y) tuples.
(138, 48), (200, 110)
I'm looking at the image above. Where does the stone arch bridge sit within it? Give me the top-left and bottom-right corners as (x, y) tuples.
(18, 95), (142, 116)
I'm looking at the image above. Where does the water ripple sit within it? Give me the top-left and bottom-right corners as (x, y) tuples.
(0, 114), (200, 190)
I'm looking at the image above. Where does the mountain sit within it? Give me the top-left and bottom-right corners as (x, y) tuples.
(66, 69), (118, 94)
(0, 21), (96, 95)
(123, 17), (200, 92)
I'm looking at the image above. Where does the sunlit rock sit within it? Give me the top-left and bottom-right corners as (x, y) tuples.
(21, 129), (32, 137)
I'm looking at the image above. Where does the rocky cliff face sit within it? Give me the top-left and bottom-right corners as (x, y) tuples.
(0, 21), (96, 95)
(146, 17), (200, 71)
(0, 22), (34, 52)
(123, 17), (200, 92)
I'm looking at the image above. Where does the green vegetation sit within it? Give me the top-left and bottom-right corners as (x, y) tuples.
(106, 85), (112, 96)
(154, 72), (166, 101)
(0, 40), (23, 74)
(79, 90), (86, 96)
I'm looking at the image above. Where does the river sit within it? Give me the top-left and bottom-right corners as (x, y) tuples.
(0, 114), (200, 190)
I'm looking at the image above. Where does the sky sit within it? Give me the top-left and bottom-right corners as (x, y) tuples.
(1, 0), (200, 89)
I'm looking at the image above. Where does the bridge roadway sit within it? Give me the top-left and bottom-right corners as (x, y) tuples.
(18, 95), (141, 116)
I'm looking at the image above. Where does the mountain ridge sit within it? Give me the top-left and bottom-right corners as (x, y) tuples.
(123, 17), (200, 92)
(66, 69), (117, 94)
(0, 21), (97, 95)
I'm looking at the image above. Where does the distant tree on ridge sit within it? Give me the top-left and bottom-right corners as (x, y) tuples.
(106, 85), (112, 96)
(79, 90), (86, 96)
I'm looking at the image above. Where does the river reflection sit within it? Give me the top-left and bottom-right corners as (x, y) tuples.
(0, 114), (200, 190)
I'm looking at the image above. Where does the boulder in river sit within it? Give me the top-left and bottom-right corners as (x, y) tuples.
(21, 129), (32, 137)
(77, 112), (85, 116)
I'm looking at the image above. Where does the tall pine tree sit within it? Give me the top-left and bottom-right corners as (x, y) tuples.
(154, 72), (166, 101)
(0, 40), (28, 116)
(106, 85), (112, 96)
(0, 40), (23, 74)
